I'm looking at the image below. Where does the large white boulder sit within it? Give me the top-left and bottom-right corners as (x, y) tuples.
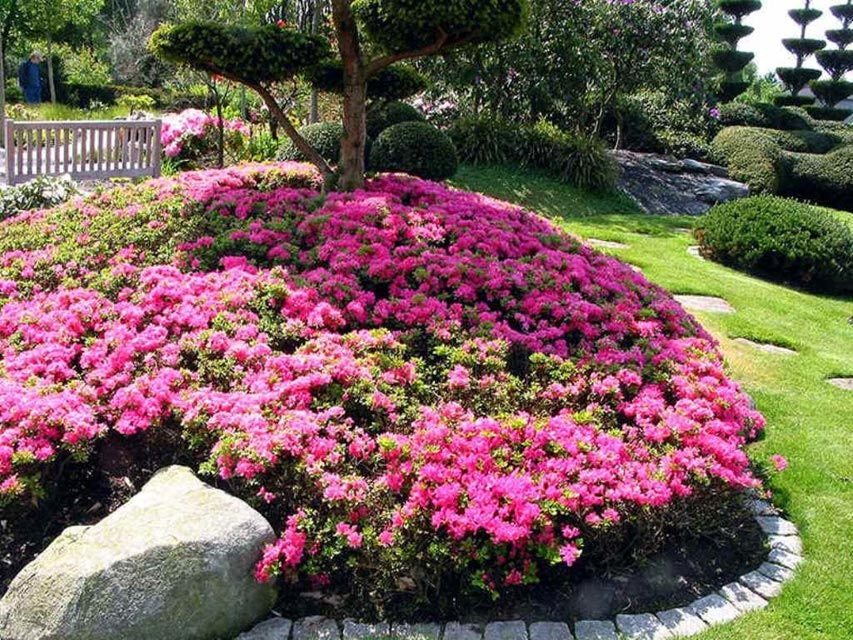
(0, 466), (276, 640)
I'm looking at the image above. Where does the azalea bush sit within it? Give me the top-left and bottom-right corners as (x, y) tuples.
(160, 108), (252, 169)
(0, 164), (764, 607)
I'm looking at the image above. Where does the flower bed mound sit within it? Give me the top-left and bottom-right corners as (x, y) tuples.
(0, 163), (764, 608)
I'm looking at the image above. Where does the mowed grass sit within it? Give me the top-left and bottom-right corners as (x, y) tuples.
(453, 164), (853, 639)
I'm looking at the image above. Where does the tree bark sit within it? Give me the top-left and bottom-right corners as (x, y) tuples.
(0, 31), (6, 147)
(332, 0), (367, 191)
(47, 35), (56, 104)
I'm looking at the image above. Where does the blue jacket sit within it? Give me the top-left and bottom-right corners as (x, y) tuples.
(18, 60), (42, 104)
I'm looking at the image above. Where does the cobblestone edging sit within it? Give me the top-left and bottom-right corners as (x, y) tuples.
(237, 496), (803, 640)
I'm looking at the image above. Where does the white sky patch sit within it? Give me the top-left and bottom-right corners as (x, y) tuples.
(740, 0), (841, 75)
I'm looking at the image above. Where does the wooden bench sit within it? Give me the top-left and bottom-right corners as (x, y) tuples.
(3, 119), (162, 186)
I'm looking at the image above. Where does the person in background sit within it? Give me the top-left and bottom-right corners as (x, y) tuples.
(18, 52), (43, 104)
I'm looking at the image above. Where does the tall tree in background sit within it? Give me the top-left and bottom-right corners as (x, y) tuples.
(152, 1), (529, 190)
(712, 0), (762, 101)
(776, 0), (825, 107)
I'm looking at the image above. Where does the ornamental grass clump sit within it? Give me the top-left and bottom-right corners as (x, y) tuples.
(0, 163), (764, 608)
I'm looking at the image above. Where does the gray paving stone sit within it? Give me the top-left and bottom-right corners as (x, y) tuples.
(686, 594), (740, 626)
(739, 570), (784, 599)
(484, 621), (527, 640)
(767, 548), (804, 570)
(293, 617), (341, 640)
(755, 516), (798, 536)
(615, 613), (672, 639)
(528, 622), (572, 640)
(655, 608), (708, 638)
(718, 581), (768, 612)
(343, 620), (390, 640)
(757, 561), (795, 583)
(768, 534), (803, 555)
(443, 623), (483, 640)
(573, 620), (618, 640)
(588, 238), (630, 249)
(391, 623), (442, 640)
(237, 618), (293, 640)
(744, 498), (776, 516)
(674, 295), (735, 314)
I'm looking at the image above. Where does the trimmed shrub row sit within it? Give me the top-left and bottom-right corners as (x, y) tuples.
(448, 116), (618, 191)
(696, 195), (853, 293)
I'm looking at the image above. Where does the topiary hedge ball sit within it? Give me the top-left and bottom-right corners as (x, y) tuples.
(695, 195), (853, 293)
(369, 121), (458, 180)
(277, 122), (346, 164)
(366, 101), (426, 138)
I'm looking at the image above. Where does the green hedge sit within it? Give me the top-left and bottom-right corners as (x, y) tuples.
(369, 121), (458, 180)
(366, 101), (426, 138)
(695, 195), (853, 293)
(712, 125), (853, 210)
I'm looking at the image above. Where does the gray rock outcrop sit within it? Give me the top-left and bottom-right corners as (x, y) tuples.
(615, 151), (749, 216)
(0, 466), (276, 640)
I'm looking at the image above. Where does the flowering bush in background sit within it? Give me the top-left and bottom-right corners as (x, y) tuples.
(0, 163), (764, 602)
(160, 108), (251, 167)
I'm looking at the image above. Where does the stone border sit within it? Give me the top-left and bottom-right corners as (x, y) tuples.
(237, 495), (802, 640)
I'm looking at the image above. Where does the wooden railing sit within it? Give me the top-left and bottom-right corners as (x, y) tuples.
(3, 119), (162, 185)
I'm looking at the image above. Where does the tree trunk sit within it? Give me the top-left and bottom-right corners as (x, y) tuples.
(308, 0), (323, 124)
(214, 88), (225, 169)
(0, 31), (6, 147)
(47, 35), (56, 104)
(332, 0), (367, 191)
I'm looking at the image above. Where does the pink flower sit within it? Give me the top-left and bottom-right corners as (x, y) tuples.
(771, 455), (788, 472)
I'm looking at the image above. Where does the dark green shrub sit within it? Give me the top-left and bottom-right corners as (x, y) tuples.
(59, 83), (118, 108)
(816, 49), (853, 79)
(789, 8), (824, 25)
(711, 127), (786, 193)
(804, 105), (853, 121)
(785, 144), (853, 206)
(714, 23), (754, 47)
(718, 103), (813, 131)
(695, 195), (853, 293)
(776, 67), (823, 94)
(774, 94), (819, 108)
(369, 121), (458, 180)
(782, 38), (827, 58)
(366, 101), (425, 138)
(712, 50), (756, 73)
(810, 80), (853, 108)
(718, 0), (763, 19)
(826, 29), (853, 47)
(447, 116), (520, 165)
(278, 123), (346, 164)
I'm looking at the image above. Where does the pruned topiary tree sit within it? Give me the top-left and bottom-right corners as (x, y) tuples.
(712, 0), (762, 101)
(152, 1), (529, 190)
(809, 0), (853, 120)
(775, 0), (825, 107)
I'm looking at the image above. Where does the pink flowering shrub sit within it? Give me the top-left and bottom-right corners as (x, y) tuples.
(160, 108), (251, 168)
(0, 163), (764, 604)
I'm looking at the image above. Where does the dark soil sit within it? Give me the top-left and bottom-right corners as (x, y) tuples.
(2, 434), (766, 624)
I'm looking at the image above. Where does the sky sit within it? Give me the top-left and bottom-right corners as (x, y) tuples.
(742, 0), (841, 74)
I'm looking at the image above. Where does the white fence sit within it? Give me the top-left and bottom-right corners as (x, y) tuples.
(3, 119), (162, 185)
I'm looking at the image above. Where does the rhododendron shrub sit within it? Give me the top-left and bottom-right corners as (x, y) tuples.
(0, 163), (764, 602)
(160, 108), (252, 169)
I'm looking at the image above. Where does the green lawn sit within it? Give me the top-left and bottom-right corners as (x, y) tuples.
(452, 164), (853, 640)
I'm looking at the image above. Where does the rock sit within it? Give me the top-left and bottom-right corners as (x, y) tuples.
(444, 623), (483, 640)
(768, 534), (803, 555)
(755, 516), (798, 536)
(739, 570), (785, 600)
(718, 582), (768, 612)
(573, 620), (618, 640)
(293, 617), (341, 640)
(343, 620), (390, 640)
(528, 622), (571, 640)
(655, 608), (708, 637)
(391, 623), (442, 640)
(686, 594), (740, 626)
(733, 338), (797, 356)
(614, 150), (748, 216)
(587, 239), (630, 250)
(484, 621), (527, 640)
(674, 295), (735, 314)
(615, 613), (673, 639)
(237, 618), (293, 640)
(0, 466), (276, 640)
(827, 378), (853, 391)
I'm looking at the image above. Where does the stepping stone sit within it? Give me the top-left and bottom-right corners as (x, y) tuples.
(587, 238), (630, 249)
(655, 608), (708, 637)
(615, 613), (673, 639)
(528, 622), (572, 640)
(674, 295), (735, 314)
(733, 338), (797, 356)
(392, 623), (442, 640)
(686, 246), (704, 259)
(686, 594), (740, 626)
(484, 621), (527, 640)
(573, 620), (618, 640)
(718, 581), (768, 612)
(827, 378), (853, 391)
(343, 620), (390, 640)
